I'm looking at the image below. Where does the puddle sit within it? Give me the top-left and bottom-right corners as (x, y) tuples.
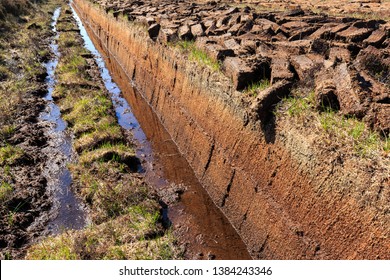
(71, 4), (250, 259)
(40, 7), (86, 234)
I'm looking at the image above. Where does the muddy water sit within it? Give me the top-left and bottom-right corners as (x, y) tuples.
(40, 7), (86, 234)
(71, 4), (251, 259)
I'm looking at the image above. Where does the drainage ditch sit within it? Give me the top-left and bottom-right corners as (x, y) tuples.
(70, 2), (251, 259)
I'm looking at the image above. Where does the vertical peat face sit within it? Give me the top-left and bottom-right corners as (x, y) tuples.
(72, 0), (390, 259)
(68, 5), (250, 259)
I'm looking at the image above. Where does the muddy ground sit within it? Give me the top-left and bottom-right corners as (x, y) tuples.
(0, 96), (51, 259)
(26, 4), (182, 260)
(0, 0), (67, 259)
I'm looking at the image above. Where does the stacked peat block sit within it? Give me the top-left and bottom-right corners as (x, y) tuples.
(91, 0), (389, 134)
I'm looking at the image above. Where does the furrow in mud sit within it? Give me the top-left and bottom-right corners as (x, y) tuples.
(40, 6), (86, 236)
(0, 0), (70, 259)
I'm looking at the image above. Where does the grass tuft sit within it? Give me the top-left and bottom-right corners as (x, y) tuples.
(383, 135), (390, 153)
(0, 181), (13, 202)
(245, 79), (270, 97)
(175, 40), (221, 72)
(26, 234), (78, 260)
(0, 145), (24, 166)
(282, 90), (316, 117)
(278, 90), (388, 158)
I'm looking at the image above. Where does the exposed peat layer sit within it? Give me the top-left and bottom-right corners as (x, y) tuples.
(0, 0), (66, 259)
(72, 0), (389, 259)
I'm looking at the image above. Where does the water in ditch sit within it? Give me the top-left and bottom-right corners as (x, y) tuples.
(70, 4), (250, 259)
(40, 7), (86, 234)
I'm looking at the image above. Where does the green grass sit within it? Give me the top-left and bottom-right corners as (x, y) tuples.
(282, 90), (316, 117)
(27, 218), (181, 260)
(7, 199), (28, 226)
(384, 136), (390, 153)
(62, 95), (111, 126)
(245, 79), (270, 97)
(0, 181), (13, 202)
(0, 79), (25, 124)
(38, 48), (50, 61)
(74, 122), (122, 152)
(107, 8), (115, 16)
(57, 53), (89, 83)
(311, 4), (390, 21)
(57, 16), (79, 32)
(175, 40), (221, 72)
(0, 145), (24, 166)
(56, 30), (90, 83)
(126, 205), (160, 234)
(78, 143), (135, 166)
(119, 13), (129, 21)
(319, 111), (384, 157)
(3, 165), (11, 177)
(27, 186), (179, 259)
(0, 125), (16, 140)
(24, 60), (45, 79)
(279, 91), (388, 157)
(26, 234), (78, 260)
(0, 0), (73, 259)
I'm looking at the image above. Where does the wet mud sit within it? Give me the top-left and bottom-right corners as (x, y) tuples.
(0, 3), (88, 259)
(41, 6), (86, 235)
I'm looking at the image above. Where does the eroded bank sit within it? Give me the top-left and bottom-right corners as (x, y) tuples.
(72, 0), (390, 259)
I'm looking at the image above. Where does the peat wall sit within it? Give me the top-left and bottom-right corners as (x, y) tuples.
(72, 0), (389, 259)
